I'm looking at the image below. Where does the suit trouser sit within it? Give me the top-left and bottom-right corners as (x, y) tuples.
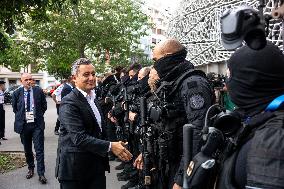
(55, 104), (60, 131)
(0, 105), (5, 138)
(20, 122), (45, 176)
(59, 173), (106, 189)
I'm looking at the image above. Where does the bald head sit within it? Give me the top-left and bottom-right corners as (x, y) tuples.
(21, 73), (33, 89)
(153, 38), (185, 61)
(21, 73), (32, 79)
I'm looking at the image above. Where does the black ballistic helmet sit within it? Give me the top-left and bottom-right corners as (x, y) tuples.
(221, 5), (266, 50)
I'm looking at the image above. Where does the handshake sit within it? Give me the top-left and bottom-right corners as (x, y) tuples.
(111, 141), (132, 162)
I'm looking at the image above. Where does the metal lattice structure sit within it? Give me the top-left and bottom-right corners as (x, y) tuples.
(167, 0), (283, 66)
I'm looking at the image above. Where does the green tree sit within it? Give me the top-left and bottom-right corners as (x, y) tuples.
(0, 31), (46, 72)
(0, 0), (77, 34)
(0, 0), (79, 71)
(20, 0), (150, 79)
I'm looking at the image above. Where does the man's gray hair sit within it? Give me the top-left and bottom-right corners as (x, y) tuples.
(71, 58), (93, 75)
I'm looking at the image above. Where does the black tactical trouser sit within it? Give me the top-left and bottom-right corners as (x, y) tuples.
(150, 160), (180, 189)
(0, 104), (5, 138)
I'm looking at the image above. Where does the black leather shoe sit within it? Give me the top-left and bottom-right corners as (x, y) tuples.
(117, 171), (127, 178)
(109, 155), (115, 161)
(26, 169), (34, 179)
(39, 175), (47, 184)
(121, 179), (139, 189)
(115, 162), (125, 170)
(128, 185), (144, 189)
(1, 137), (7, 140)
(118, 173), (130, 181)
(115, 157), (122, 162)
(54, 131), (59, 135)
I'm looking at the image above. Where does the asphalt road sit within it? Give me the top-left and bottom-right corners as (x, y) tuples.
(0, 97), (127, 189)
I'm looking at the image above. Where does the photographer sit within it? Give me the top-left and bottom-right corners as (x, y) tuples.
(133, 39), (215, 189)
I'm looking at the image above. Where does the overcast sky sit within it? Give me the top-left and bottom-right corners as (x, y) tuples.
(164, 0), (180, 8)
(144, 0), (181, 13)
(161, 0), (181, 12)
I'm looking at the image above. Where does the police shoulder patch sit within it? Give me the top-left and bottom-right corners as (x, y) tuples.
(189, 93), (205, 109)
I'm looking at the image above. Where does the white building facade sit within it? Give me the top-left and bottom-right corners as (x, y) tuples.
(138, 0), (172, 59)
(0, 64), (58, 89)
(167, 0), (283, 74)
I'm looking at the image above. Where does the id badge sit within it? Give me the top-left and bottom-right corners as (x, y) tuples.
(26, 111), (35, 123)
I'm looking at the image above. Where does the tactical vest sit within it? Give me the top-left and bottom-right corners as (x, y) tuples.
(216, 110), (284, 189)
(149, 69), (207, 125)
(148, 69), (207, 163)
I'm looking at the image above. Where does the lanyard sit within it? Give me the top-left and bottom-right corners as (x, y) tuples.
(265, 94), (284, 112)
(24, 89), (34, 111)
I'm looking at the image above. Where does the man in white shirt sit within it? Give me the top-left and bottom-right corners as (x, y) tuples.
(52, 81), (65, 135)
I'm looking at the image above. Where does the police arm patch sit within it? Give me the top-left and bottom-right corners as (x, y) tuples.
(189, 93), (205, 109)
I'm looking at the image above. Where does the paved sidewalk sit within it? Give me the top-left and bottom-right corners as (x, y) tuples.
(0, 97), (126, 189)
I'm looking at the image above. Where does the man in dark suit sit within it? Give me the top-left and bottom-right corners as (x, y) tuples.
(56, 58), (133, 189)
(61, 76), (74, 99)
(12, 73), (47, 184)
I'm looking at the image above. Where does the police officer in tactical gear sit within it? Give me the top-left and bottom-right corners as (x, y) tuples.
(215, 41), (284, 189)
(134, 38), (215, 189)
(0, 80), (6, 142)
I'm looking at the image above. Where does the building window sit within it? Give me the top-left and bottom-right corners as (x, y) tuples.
(157, 29), (162, 34)
(152, 28), (156, 34)
(158, 18), (163, 25)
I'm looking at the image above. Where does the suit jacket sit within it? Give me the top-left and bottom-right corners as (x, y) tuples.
(12, 86), (47, 134)
(55, 88), (110, 181)
(61, 83), (73, 99)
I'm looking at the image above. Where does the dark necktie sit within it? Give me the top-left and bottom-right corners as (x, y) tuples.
(27, 89), (31, 112)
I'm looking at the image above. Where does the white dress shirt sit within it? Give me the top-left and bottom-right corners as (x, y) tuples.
(76, 87), (112, 152)
(76, 88), (102, 131)
(53, 84), (64, 102)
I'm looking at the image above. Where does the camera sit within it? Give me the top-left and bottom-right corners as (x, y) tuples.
(207, 73), (226, 90)
(201, 104), (241, 156)
(183, 104), (242, 189)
